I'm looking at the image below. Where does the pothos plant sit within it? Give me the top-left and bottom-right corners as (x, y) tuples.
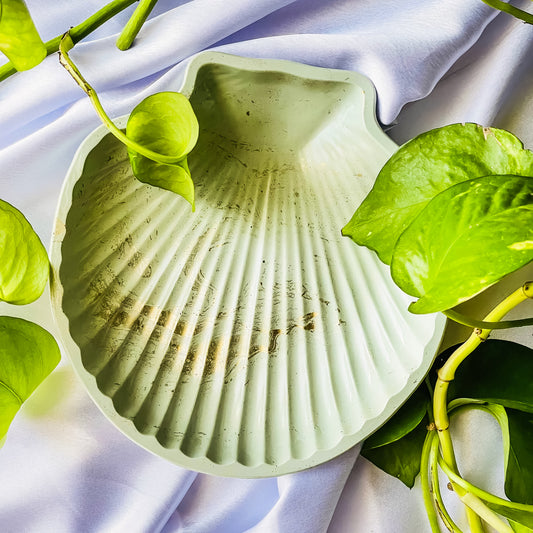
(0, 2), (532, 531)
(342, 123), (533, 532)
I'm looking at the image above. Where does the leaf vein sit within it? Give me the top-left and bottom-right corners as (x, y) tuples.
(0, 379), (23, 405)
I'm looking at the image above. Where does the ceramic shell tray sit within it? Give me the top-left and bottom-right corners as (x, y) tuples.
(51, 51), (445, 477)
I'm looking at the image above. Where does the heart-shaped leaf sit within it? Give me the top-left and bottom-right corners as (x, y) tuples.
(0, 199), (49, 305)
(0, 316), (61, 441)
(390, 175), (533, 313)
(0, 0), (46, 71)
(126, 92), (199, 209)
(342, 123), (533, 265)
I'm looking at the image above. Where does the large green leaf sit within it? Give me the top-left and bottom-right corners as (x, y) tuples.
(361, 419), (428, 488)
(0, 0), (46, 71)
(363, 384), (429, 449)
(390, 175), (533, 314)
(0, 317), (61, 441)
(447, 340), (533, 414)
(342, 123), (533, 264)
(126, 92), (199, 209)
(0, 199), (49, 305)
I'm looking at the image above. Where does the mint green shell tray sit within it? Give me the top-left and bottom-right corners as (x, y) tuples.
(50, 51), (445, 477)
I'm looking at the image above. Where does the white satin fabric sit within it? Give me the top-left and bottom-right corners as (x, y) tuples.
(0, 1), (532, 532)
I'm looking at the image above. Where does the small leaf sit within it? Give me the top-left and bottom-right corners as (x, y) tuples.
(0, 199), (49, 305)
(342, 123), (533, 264)
(0, 317), (61, 441)
(0, 0), (47, 70)
(361, 418), (428, 488)
(447, 340), (533, 413)
(390, 175), (533, 313)
(363, 384), (430, 449)
(126, 92), (199, 209)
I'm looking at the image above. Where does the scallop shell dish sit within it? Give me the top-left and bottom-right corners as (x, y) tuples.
(51, 52), (444, 477)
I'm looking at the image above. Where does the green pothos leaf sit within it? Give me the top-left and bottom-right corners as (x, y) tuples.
(361, 418), (428, 488)
(342, 123), (533, 265)
(390, 175), (533, 313)
(0, 199), (49, 305)
(447, 340), (533, 414)
(0, 0), (47, 70)
(126, 92), (199, 209)
(0, 317), (61, 441)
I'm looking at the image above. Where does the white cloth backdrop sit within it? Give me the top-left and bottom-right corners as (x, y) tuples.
(1, 1), (532, 531)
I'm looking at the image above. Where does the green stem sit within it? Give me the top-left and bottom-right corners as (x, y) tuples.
(439, 454), (533, 515)
(435, 282), (533, 450)
(433, 282), (533, 531)
(447, 402), (533, 517)
(58, 32), (185, 165)
(116, 0), (159, 50)
(421, 430), (444, 533)
(428, 431), (464, 533)
(481, 0), (533, 24)
(0, 0), (139, 83)
(443, 309), (533, 330)
(438, 458), (515, 533)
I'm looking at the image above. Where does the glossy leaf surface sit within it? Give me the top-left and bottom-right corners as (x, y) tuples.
(126, 92), (199, 208)
(0, 317), (61, 441)
(390, 175), (533, 313)
(0, 0), (46, 70)
(342, 124), (533, 265)
(0, 199), (49, 305)
(448, 340), (533, 414)
(362, 419), (427, 488)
